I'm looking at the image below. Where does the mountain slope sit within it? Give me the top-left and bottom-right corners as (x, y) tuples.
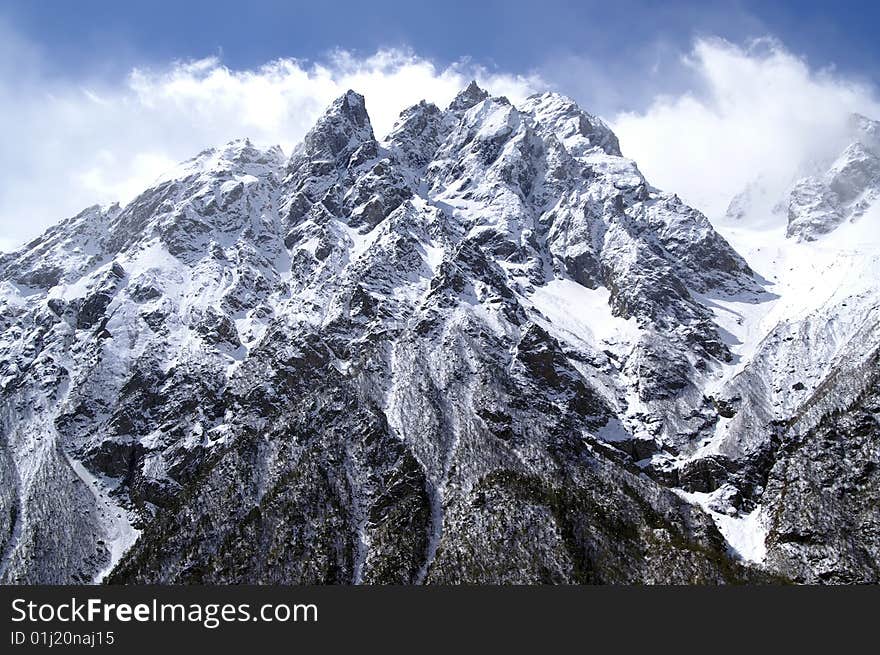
(699, 115), (880, 583)
(0, 84), (873, 584)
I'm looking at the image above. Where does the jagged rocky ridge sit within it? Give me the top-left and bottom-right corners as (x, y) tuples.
(0, 83), (875, 583)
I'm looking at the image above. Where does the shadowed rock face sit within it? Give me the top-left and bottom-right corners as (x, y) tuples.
(762, 350), (880, 584)
(0, 84), (872, 585)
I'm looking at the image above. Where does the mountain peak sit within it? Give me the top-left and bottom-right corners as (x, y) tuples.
(385, 100), (446, 168)
(292, 89), (376, 167)
(448, 80), (489, 113)
(519, 91), (621, 157)
(330, 89), (371, 129)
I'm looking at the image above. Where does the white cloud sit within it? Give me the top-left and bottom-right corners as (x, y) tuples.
(4, 27), (879, 255)
(0, 34), (542, 253)
(612, 37), (880, 220)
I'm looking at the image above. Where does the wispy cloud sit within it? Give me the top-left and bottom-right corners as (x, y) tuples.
(611, 37), (880, 219)
(0, 26), (542, 252)
(2, 21), (879, 255)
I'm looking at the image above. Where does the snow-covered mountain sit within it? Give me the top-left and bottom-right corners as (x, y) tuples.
(0, 83), (876, 584)
(708, 112), (880, 582)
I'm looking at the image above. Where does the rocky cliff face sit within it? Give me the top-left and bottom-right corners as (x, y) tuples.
(0, 84), (874, 584)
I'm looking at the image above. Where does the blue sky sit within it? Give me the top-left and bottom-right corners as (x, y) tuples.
(1, 1), (879, 251)
(3, 0), (879, 108)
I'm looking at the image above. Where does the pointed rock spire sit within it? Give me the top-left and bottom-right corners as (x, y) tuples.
(297, 90), (376, 166)
(448, 80), (489, 114)
(331, 90), (372, 130)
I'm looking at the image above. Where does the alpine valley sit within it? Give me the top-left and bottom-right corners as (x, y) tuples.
(1, 83), (877, 584)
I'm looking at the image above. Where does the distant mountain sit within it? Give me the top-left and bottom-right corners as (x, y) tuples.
(0, 84), (876, 584)
(726, 113), (880, 241)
